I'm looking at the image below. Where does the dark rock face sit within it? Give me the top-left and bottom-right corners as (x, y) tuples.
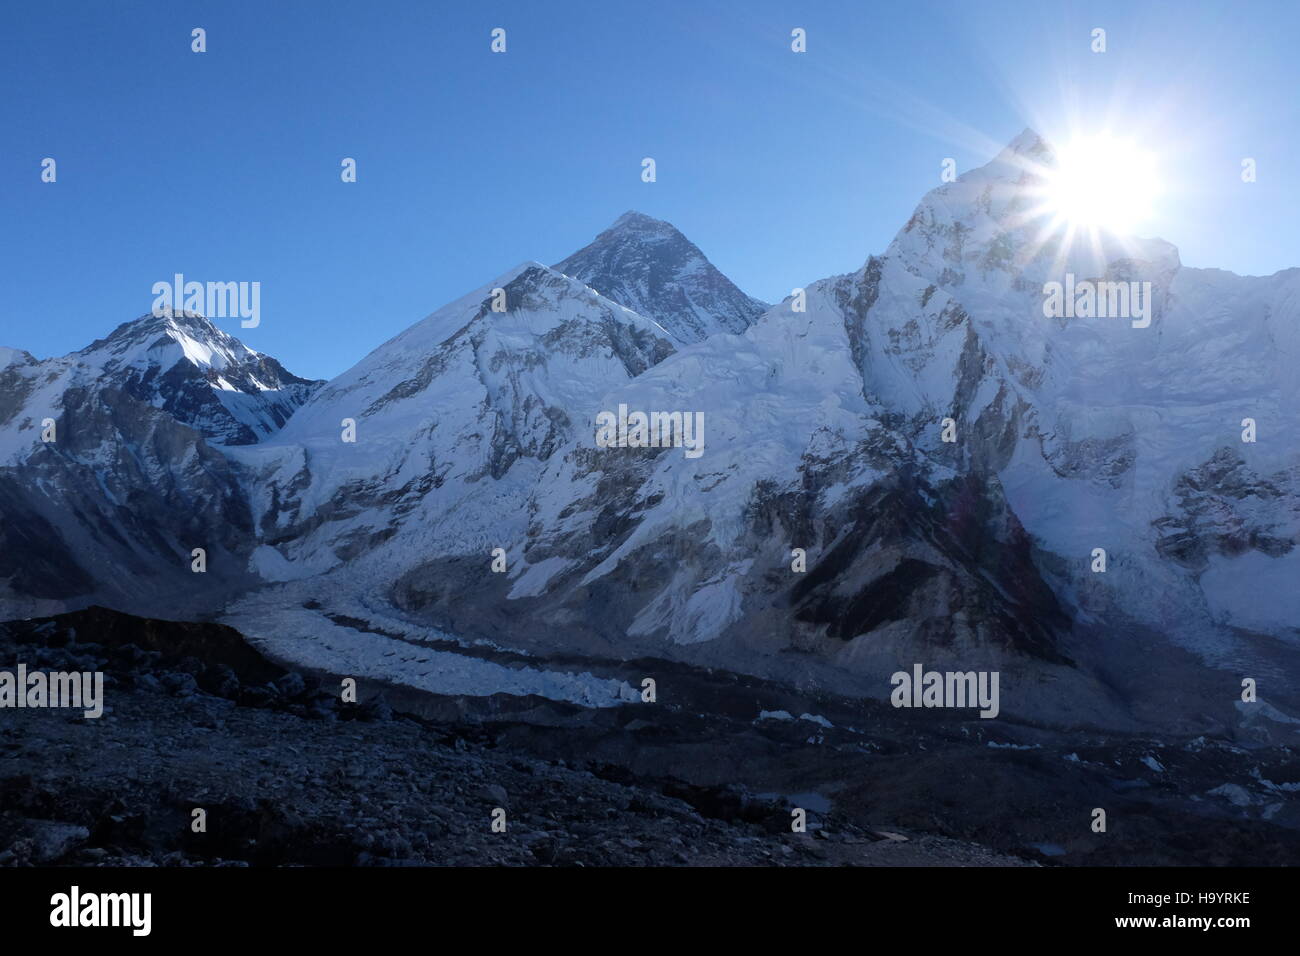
(554, 211), (768, 343)
(0, 387), (257, 618)
(1154, 448), (1298, 569)
(790, 473), (1070, 664)
(0, 476), (95, 600)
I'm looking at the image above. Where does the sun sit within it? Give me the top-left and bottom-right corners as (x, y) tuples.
(1040, 133), (1162, 235)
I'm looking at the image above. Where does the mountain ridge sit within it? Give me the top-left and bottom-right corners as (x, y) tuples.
(3, 130), (1298, 734)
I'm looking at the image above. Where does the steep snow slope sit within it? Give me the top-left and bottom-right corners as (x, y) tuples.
(223, 261), (677, 579)
(863, 130), (1300, 659)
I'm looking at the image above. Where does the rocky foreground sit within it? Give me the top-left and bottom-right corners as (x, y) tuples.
(0, 608), (1025, 867)
(2, 608), (1296, 867)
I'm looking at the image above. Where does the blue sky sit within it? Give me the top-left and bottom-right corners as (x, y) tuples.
(4, 0), (1298, 378)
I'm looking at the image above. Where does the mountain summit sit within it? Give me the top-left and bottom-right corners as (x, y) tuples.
(71, 311), (322, 445)
(553, 211), (767, 344)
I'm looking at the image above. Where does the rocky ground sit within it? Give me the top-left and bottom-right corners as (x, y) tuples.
(0, 608), (1027, 867)
(2, 607), (1296, 867)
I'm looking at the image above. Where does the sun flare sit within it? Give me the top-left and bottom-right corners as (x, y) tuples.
(1039, 134), (1162, 235)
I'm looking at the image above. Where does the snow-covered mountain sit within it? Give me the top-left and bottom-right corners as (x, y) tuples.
(3, 138), (1298, 732)
(221, 245), (1071, 707)
(553, 211), (768, 343)
(1, 310), (320, 460)
(862, 130), (1300, 658)
(71, 311), (321, 446)
(0, 311), (320, 615)
(223, 261), (676, 580)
